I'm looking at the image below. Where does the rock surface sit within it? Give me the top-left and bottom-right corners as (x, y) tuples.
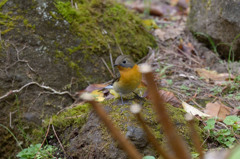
(187, 0), (240, 59)
(61, 100), (200, 159)
(0, 0), (155, 157)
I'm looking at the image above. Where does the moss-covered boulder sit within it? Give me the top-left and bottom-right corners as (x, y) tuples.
(0, 0), (156, 157)
(51, 99), (202, 158)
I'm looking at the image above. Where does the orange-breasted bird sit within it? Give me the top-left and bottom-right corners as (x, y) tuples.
(112, 55), (142, 104)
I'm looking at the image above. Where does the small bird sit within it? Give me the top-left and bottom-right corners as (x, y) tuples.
(113, 55), (142, 104)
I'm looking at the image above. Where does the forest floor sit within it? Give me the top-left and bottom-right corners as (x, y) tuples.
(117, 0), (240, 153)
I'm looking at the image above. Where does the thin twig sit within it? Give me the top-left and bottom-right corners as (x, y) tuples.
(114, 35), (124, 55)
(52, 124), (67, 156)
(4, 44), (36, 73)
(108, 44), (115, 75)
(9, 110), (17, 128)
(34, 119), (51, 159)
(75, 2), (78, 9)
(191, 99), (203, 109)
(174, 45), (202, 66)
(0, 81), (74, 101)
(101, 57), (115, 78)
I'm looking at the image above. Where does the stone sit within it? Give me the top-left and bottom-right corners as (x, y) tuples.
(187, 0), (240, 59)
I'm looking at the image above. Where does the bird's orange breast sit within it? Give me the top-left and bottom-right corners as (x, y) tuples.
(114, 64), (142, 95)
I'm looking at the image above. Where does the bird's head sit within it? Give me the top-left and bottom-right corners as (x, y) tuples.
(114, 55), (135, 70)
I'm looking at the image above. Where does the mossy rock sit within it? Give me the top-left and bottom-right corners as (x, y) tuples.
(49, 99), (203, 158)
(53, 0), (156, 84)
(0, 0), (155, 157)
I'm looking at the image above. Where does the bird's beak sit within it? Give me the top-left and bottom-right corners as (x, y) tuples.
(114, 64), (118, 67)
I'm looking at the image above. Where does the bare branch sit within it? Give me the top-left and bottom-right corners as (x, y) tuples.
(0, 81), (74, 101)
(52, 124), (67, 156)
(101, 57), (115, 78)
(5, 43), (36, 73)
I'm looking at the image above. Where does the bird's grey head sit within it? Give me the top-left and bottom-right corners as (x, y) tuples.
(114, 55), (135, 68)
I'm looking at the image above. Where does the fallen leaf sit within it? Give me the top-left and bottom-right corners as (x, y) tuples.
(195, 68), (235, 84)
(154, 29), (165, 41)
(230, 107), (240, 116)
(109, 89), (120, 98)
(159, 90), (181, 108)
(178, 41), (194, 55)
(142, 19), (159, 29)
(85, 84), (108, 92)
(154, 22), (185, 41)
(91, 90), (105, 102)
(182, 101), (210, 117)
(204, 101), (232, 120)
(127, 3), (177, 17)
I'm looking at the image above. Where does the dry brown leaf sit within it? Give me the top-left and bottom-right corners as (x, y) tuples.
(204, 101), (232, 120)
(154, 18), (185, 41)
(159, 90), (182, 108)
(145, 90), (181, 107)
(195, 68), (235, 84)
(130, 3), (163, 17)
(154, 29), (165, 41)
(230, 107), (240, 116)
(178, 41), (194, 55)
(127, 3), (177, 17)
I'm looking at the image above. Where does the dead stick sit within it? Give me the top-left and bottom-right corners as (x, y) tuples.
(139, 64), (191, 159)
(52, 124), (67, 156)
(34, 119), (51, 159)
(101, 57), (115, 78)
(108, 44), (115, 75)
(185, 113), (204, 159)
(81, 93), (142, 159)
(130, 104), (175, 159)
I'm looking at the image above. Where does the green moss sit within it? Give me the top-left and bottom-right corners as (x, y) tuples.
(31, 129), (45, 144)
(47, 103), (91, 129)
(0, 0), (8, 8)
(0, 1), (24, 35)
(54, 0), (156, 81)
(23, 19), (36, 29)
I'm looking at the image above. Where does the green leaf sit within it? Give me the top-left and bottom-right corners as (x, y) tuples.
(224, 115), (240, 125)
(219, 129), (231, 136)
(204, 118), (216, 130)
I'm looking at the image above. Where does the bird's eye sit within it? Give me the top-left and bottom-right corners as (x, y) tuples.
(122, 60), (126, 64)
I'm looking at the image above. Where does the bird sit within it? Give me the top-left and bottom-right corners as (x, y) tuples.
(112, 55), (142, 104)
